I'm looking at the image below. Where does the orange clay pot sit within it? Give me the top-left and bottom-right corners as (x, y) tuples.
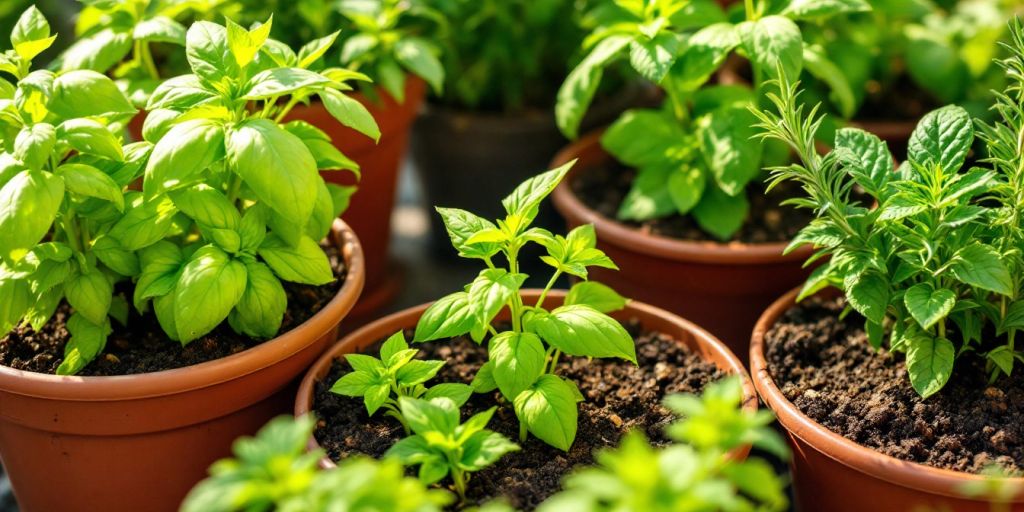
(286, 77), (427, 324)
(751, 287), (1024, 511)
(295, 289), (757, 468)
(550, 132), (813, 361)
(0, 220), (364, 512)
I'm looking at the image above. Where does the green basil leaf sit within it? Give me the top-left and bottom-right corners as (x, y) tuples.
(0, 277), (30, 336)
(0, 169), (63, 261)
(471, 361), (498, 393)
(174, 245), (247, 344)
(468, 269), (527, 328)
(844, 271), (890, 325)
(55, 313), (111, 375)
(781, 0), (870, 19)
(169, 184), (241, 233)
(802, 45), (856, 119)
(906, 335), (954, 399)
(319, 88), (381, 142)
(297, 31), (339, 68)
(11, 6), (56, 61)
(58, 29), (132, 73)
(691, 182), (748, 240)
(502, 161), (573, 223)
(109, 194), (178, 251)
(134, 16), (187, 44)
(65, 269), (112, 325)
(227, 119), (318, 226)
(57, 163), (123, 209)
(394, 37), (443, 94)
(667, 164), (706, 215)
(243, 67), (330, 100)
(396, 359), (445, 387)
(564, 281), (628, 313)
(92, 235), (139, 277)
(434, 207), (501, 260)
(414, 291), (477, 342)
(628, 32), (681, 84)
(399, 396), (459, 437)
(904, 283), (956, 330)
(601, 108), (687, 168)
(736, 15), (802, 80)
(331, 370), (376, 397)
(258, 234), (334, 285)
(490, 331), (545, 400)
(951, 243), (1013, 296)
(908, 105), (974, 172)
(58, 119), (123, 161)
(556, 35), (631, 139)
(671, 23), (737, 91)
(528, 305), (637, 363)
(144, 118), (225, 198)
(228, 261), (286, 339)
(834, 128), (892, 196)
(49, 70), (135, 119)
(698, 106), (762, 196)
(14, 123), (55, 171)
(513, 374), (579, 451)
(186, 21), (240, 84)
(147, 74), (217, 111)
(617, 163), (676, 221)
(226, 16), (272, 68)
(424, 383), (473, 408)
(461, 430), (520, 471)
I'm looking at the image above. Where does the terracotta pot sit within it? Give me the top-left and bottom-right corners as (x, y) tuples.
(550, 132), (813, 361)
(295, 289), (757, 468)
(751, 287), (1024, 511)
(286, 77), (427, 323)
(411, 84), (656, 255)
(0, 220), (364, 512)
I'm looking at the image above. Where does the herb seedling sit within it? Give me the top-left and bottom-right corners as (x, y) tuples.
(129, 16), (379, 350)
(331, 330), (473, 432)
(752, 20), (1024, 398)
(555, 0), (866, 240)
(538, 377), (789, 512)
(0, 6), (141, 374)
(182, 415), (454, 512)
(414, 164), (637, 451)
(385, 397), (520, 501)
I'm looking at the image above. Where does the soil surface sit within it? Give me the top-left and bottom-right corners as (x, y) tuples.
(0, 244), (346, 376)
(573, 161), (819, 244)
(765, 296), (1024, 474)
(312, 320), (725, 510)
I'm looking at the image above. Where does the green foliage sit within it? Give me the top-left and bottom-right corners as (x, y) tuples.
(538, 377), (789, 512)
(557, 0), (860, 240)
(752, 20), (1024, 398)
(385, 397), (520, 501)
(0, 7), (138, 375)
(223, 0), (444, 103)
(182, 415), (454, 512)
(330, 330), (473, 432)
(415, 164), (635, 451)
(797, 0), (1016, 122)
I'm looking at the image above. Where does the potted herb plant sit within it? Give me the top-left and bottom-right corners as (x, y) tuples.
(748, 26), (1024, 510)
(0, 12), (372, 511)
(226, 0), (445, 320)
(411, 0), (651, 254)
(295, 165), (760, 508)
(550, 0), (859, 354)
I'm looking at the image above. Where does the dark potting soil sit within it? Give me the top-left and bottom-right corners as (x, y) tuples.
(0, 244), (346, 376)
(312, 321), (725, 510)
(765, 296), (1024, 474)
(572, 161), (819, 244)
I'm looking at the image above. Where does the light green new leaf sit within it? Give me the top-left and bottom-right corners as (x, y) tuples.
(58, 163), (123, 209)
(0, 170), (63, 261)
(556, 35), (631, 139)
(319, 88), (381, 142)
(11, 6), (55, 61)
(468, 269), (527, 328)
(490, 331), (546, 399)
(501, 161), (573, 223)
(394, 38), (444, 94)
(229, 261), (286, 339)
(564, 281), (628, 313)
(174, 245), (247, 344)
(226, 16), (272, 67)
(434, 207), (501, 260)
(49, 70), (136, 119)
(414, 291), (477, 342)
(186, 21), (240, 83)
(65, 270), (112, 325)
(144, 119), (225, 198)
(55, 314), (111, 375)
(258, 235), (334, 285)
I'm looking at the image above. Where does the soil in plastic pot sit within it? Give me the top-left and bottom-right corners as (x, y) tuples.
(311, 323), (724, 510)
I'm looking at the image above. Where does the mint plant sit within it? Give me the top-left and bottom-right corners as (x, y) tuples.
(182, 415), (454, 512)
(226, 0), (444, 102)
(0, 6), (141, 375)
(385, 397), (520, 502)
(538, 377), (789, 512)
(751, 21), (1024, 398)
(414, 164), (637, 451)
(555, 0), (866, 240)
(330, 330), (473, 432)
(129, 16), (379, 348)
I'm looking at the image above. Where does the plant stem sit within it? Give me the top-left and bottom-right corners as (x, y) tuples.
(548, 349), (562, 374)
(452, 469), (467, 501)
(534, 270), (562, 310)
(273, 96), (301, 123)
(507, 245), (524, 333)
(135, 40), (160, 80)
(519, 420), (527, 443)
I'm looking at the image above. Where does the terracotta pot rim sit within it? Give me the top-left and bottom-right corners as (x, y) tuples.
(296, 289), (758, 469)
(0, 219), (365, 401)
(550, 130), (813, 265)
(750, 286), (1024, 499)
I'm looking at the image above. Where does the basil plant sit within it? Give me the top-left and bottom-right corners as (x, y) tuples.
(753, 19), (1024, 398)
(135, 17), (378, 347)
(556, 0), (864, 240)
(0, 6), (141, 375)
(414, 164), (637, 451)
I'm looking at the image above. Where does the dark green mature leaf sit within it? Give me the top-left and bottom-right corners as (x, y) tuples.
(490, 331), (545, 399)
(950, 243), (1013, 296)
(835, 128), (892, 195)
(691, 183), (748, 240)
(513, 375), (579, 451)
(414, 291), (476, 342)
(906, 335), (954, 398)
(174, 245), (247, 344)
(699, 107), (762, 196)
(736, 16), (802, 80)
(628, 32), (681, 84)
(904, 283), (956, 330)
(227, 119), (318, 226)
(845, 272), (889, 324)
(258, 235), (334, 285)
(781, 0), (870, 19)
(667, 165), (706, 215)
(907, 105), (974, 172)
(671, 23), (738, 91)
(602, 109), (686, 168)
(528, 305), (636, 363)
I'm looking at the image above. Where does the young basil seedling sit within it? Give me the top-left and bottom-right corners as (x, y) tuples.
(385, 397), (520, 502)
(183, 415), (454, 512)
(538, 377), (789, 512)
(129, 16), (381, 350)
(752, 22), (1024, 398)
(0, 6), (142, 375)
(414, 164), (637, 451)
(555, 0), (866, 240)
(331, 330), (473, 432)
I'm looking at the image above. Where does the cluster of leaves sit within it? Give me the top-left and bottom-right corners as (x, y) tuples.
(414, 163), (637, 451)
(182, 415), (455, 512)
(428, 0), (593, 111)
(225, 0), (445, 103)
(797, 0), (1016, 122)
(330, 330), (473, 432)
(54, 0), (221, 106)
(0, 8), (382, 375)
(385, 397), (520, 501)
(752, 19), (1024, 398)
(556, 0), (866, 240)
(538, 377), (789, 512)
(0, 7), (141, 374)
